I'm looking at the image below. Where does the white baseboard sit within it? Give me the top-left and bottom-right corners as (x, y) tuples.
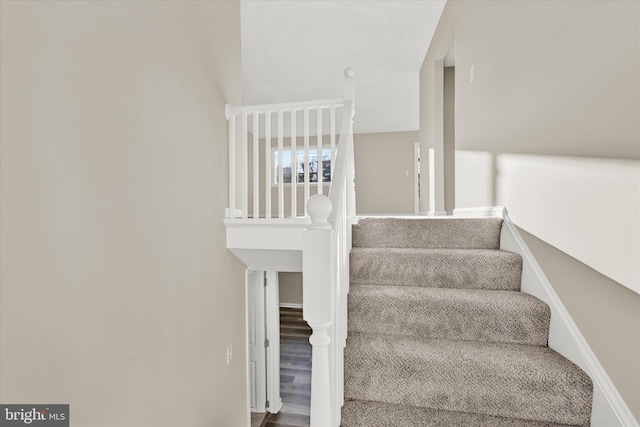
(279, 302), (303, 309)
(498, 209), (638, 427)
(268, 397), (283, 414)
(452, 206), (507, 218)
(225, 207), (244, 218)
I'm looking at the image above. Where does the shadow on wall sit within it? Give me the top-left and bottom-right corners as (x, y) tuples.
(455, 150), (640, 295)
(517, 226), (640, 419)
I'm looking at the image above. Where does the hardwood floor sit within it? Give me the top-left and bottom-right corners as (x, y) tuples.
(265, 307), (312, 427)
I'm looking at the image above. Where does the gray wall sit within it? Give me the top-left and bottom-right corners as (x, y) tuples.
(279, 272), (303, 306)
(518, 227), (640, 418)
(420, 0), (640, 418)
(355, 131), (419, 215)
(0, 2), (247, 425)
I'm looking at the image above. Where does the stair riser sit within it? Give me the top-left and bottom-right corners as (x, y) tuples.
(345, 217), (593, 425)
(348, 287), (550, 346)
(353, 218), (504, 249)
(350, 249), (523, 290)
(344, 335), (593, 426)
(341, 400), (572, 427)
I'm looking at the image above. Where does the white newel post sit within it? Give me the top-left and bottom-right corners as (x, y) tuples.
(304, 194), (334, 427)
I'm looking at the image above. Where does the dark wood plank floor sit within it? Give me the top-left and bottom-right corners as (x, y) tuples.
(265, 307), (312, 427)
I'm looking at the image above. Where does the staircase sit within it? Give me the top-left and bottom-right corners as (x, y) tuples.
(341, 217), (594, 426)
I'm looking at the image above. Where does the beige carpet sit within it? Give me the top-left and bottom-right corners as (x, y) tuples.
(342, 218), (593, 426)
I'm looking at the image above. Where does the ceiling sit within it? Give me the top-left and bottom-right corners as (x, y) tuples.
(241, 0), (447, 134)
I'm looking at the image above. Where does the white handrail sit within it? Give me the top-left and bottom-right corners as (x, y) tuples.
(327, 100), (354, 226)
(227, 98), (343, 115)
(225, 69), (355, 427)
(303, 68), (355, 427)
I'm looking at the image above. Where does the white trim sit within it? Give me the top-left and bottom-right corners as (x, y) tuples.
(244, 270), (252, 427)
(452, 206), (507, 218)
(225, 207), (244, 218)
(227, 98), (344, 115)
(247, 270), (267, 413)
(271, 144), (336, 187)
(265, 271), (283, 414)
(279, 302), (303, 309)
(491, 208), (638, 427)
(428, 147), (436, 212)
(414, 142), (421, 215)
(224, 218), (310, 227)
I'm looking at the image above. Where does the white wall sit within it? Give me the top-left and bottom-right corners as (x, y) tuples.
(518, 226), (640, 418)
(0, 2), (247, 425)
(497, 155), (639, 291)
(456, 152), (640, 292)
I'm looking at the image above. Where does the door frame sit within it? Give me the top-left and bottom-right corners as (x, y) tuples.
(245, 269), (282, 423)
(264, 271), (282, 414)
(414, 142), (421, 214)
(247, 270), (267, 414)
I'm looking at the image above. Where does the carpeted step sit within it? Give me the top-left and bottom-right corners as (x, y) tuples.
(348, 285), (550, 346)
(352, 217), (504, 249)
(344, 333), (593, 426)
(350, 248), (522, 290)
(341, 400), (577, 426)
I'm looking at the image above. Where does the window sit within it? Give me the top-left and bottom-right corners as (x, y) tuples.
(273, 147), (334, 185)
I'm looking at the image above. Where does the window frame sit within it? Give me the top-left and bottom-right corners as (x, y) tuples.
(271, 145), (336, 187)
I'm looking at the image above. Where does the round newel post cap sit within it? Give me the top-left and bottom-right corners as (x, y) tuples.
(344, 67), (355, 78)
(307, 194), (332, 230)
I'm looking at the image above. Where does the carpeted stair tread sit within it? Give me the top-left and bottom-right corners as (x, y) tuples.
(344, 332), (593, 426)
(352, 217), (504, 249)
(341, 400), (577, 427)
(348, 285), (550, 346)
(350, 247), (522, 290)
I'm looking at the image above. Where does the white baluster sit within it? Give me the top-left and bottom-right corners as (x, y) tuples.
(317, 107), (323, 195)
(330, 105), (336, 182)
(226, 104), (236, 218)
(265, 111), (272, 219)
(291, 109), (297, 218)
(242, 112), (248, 219)
(278, 109), (284, 219)
(344, 68), (357, 219)
(304, 108), (310, 216)
(253, 113), (259, 219)
(304, 194), (334, 427)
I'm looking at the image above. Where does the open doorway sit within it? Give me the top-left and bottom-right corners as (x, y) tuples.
(269, 272), (311, 425)
(249, 270), (316, 426)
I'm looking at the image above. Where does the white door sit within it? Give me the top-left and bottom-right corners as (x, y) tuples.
(248, 270), (267, 413)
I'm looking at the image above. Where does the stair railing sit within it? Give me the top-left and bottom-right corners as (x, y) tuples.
(225, 87), (346, 220)
(303, 68), (355, 427)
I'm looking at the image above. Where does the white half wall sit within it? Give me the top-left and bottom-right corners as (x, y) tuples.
(456, 151), (640, 294)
